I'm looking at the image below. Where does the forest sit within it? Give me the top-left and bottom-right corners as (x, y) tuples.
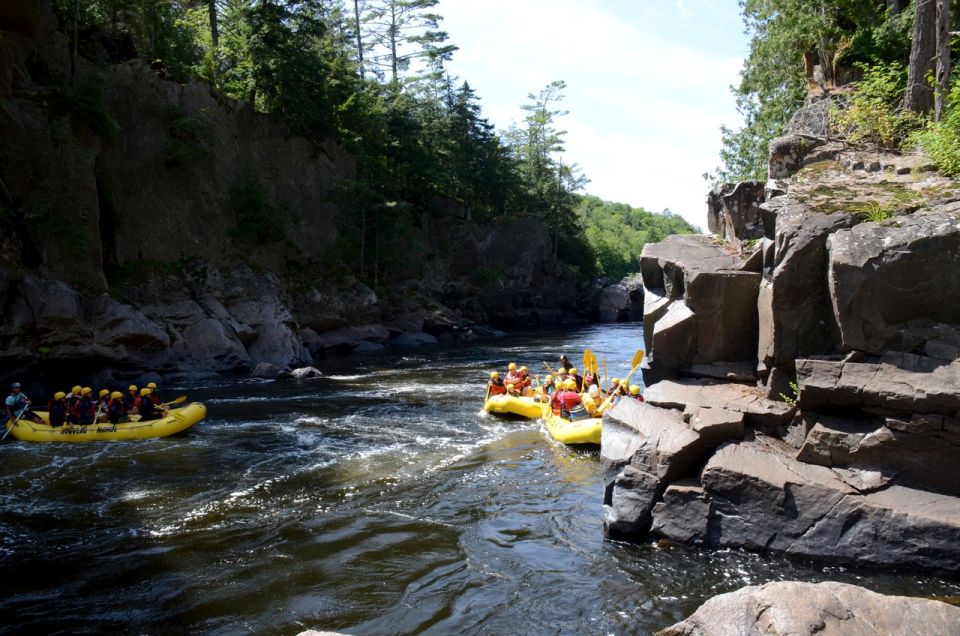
(47, 0), (695, 284)
(714, 0), (959, 183)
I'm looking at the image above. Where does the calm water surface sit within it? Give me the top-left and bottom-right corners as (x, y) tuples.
(1, 324), (958, 635)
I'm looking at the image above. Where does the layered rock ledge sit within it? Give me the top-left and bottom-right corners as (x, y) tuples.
(612, 100), (960, 574)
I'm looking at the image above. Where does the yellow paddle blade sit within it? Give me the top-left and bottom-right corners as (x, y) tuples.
(631, 349), (645, 368)
(127, 414), (142, 422)
(163, 395), (187, 407)
(590, 352), (599, 375)
(582, 349), (592, 374)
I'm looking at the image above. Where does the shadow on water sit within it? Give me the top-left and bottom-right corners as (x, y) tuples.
(0, 324), (958, 635)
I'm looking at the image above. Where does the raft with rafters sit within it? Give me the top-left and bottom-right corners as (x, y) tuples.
(482, 394), (547, 419)
(2, 402), (206, 442)
(543, 412), (602, 445)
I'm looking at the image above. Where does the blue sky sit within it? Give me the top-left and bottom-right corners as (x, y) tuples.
(434, 0), (751, 230)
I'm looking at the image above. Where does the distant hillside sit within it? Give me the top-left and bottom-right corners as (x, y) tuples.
(578, 195), (698, 281)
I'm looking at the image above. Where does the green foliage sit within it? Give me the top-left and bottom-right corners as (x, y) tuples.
(853, 200), (895, 223)
(579, 196), (697, 281)
(50, 78), (119, 140)
(910, 74), (960, 177)
(831, 63), (920, 147)
(163, 105), (215, 168)
(779, 381), (799, 407)
(712, 1), (912, 183)
(230, 173), (288, 245)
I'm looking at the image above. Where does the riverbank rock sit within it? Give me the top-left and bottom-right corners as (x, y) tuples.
(657, 581), (960, 636)
(601, 398), (744, 537)
(706, 181), (765, 249)
(644, 380), (794, 430)
(652, 438), (960, 573)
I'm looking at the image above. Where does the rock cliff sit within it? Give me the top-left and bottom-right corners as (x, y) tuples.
(0, 0), (633, 386)
(605, 100), (960, 573)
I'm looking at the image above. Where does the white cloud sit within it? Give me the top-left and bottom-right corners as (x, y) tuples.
(435, 0), (748, 230)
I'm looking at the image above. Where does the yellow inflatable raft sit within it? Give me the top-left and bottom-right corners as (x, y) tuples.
(483, 394), (547, 419)
(543, 412), (601, 445)
(3, 402), (206, 442)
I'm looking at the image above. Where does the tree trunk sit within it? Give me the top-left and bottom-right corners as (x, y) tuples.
(935, 0), (952, 121)
(354, 0), (364, 78)
(389, 5), (398, 86)
(906, 0), (937, 114)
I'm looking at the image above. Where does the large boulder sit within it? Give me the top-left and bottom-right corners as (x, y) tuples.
(597, 283), (629, 322)
(654, 439), (960, 572)
(767, 134), (825, 179)
(657, 581), (960, 636)
(684, 269), (760, 363)
(827, 205), (960, 355)
(602, 399), (744, 538)
(706, 181), (765, 248)
(640, 235), (741, 298)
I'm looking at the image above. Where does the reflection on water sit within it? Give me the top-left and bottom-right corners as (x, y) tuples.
(0, 324), (957, 634)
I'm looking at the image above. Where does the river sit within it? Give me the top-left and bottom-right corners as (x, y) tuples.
(0, 324), (957, 635)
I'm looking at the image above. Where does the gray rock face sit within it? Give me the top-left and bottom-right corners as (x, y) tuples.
(676, 439), (960, 572)
(706, 181), (765, 249)
(827, 205), (960, 354)
(797, 354), (960, 416)
(796, 413), (960, 496)
(597, 283), (629, 322)
(640, 235), (742, 297)
(250, 362), (286, 379)
(390, 331), (439, 347)
(644, 380), (794, 430)
(302, 324), (390, 355)
(657, 580), (960, 636)
(757, 197), (858, 372)
(768, 134), (825, 179)
(685, 269), (760, 363)
(601, 399), (744, 538)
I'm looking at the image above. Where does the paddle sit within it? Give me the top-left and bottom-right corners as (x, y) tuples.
(1, 406), (27, 441)
(543, 361), (558, 376)
(596, 349), (645, 413)
(582, 349), (592, 377)
(161, 395), (187, 408)
(484, 376), (491, 403)
(602, 356), (608, 392)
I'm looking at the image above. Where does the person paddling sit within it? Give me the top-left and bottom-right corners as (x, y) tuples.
(487, 372), (506, 397)
(48, 391), (68, 427)
(5, 382), (43, 424)
(107, 391), (126, 424)
(123, 385), (139, 416)
(76, 387), (96, 425)
(137, 388), (160, 421)
(146, 381), (160, 405)
(66, 385), (82, 424)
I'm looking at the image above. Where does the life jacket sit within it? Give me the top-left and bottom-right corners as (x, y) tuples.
(48, 399), (67, 427)
(107, 399), (125, 424)
(553, 390), (582, 417)
(66, 395), (81, 423)
(137, 397), (158, 421)
(77, 396), (95, 424)
(150, 392), (160, 405)
(504, 371), (521, 387)
(123, 393), (138, 411)
(488, 379), (506, 396)
(518, 372), (532, 389)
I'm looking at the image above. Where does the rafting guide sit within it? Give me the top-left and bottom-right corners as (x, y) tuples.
(5, 382), (42, 424)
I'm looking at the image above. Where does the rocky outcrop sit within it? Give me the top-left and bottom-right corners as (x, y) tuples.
(657, 581), (960, 636)
(625, 101), (960, 573)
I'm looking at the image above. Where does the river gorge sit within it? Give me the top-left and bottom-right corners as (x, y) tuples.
(1, 325), (957, 635)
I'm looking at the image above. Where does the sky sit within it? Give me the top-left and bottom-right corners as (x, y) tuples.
(434, 0), (751, 231)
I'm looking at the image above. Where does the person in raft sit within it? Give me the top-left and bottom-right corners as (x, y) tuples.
(629, 385), (645, 402)
(5, 382), (43, 424)
(107, 391), (126, 424)
(75, 387), (96, 425)
(566, 367), (583, 392)
(504, 363), (521, 389)
(146, 381), (161, 405)
(487, 372), (506, 397)
(48, 391), (68, 427)
(123, 385), (139, 415)
(66, 385), (82, 424)
(535, 374), (554, 402)
(559, 355), (571, 373)
(137, 388), (160, 421)
(505, 383), (521, 397)
(95, 389), (110, 422)
(582, 384), (603, 417)
(517, 366), (533, 396)
(551, 378), (582, 418)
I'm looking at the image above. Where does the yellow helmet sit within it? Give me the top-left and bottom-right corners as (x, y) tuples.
(81, 387), (92, 395)
(147, 382), (157, 389)
(128, 385), (138, 392)
(71, 385), (82, 394)
(54, 391), (66, 400)
(568, 367), (577, 375)
(111, 391), (122, 399)
(564, 379), (577, 390)
(520, 366), (528, 373)
(558, 368), (568, 375)
(630, 385), (641, 395)
(99, 389), (109, 398)
(611, 377), (621, 385)
(140, 388), (152, 396)
(506, 383), (515, 390)
(508, 362), (517, 371)
(544, 374), (553, 382)
(490, 371), (499, 379)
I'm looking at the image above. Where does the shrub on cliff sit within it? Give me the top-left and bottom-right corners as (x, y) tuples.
(910, 75), (960, 177)
(830, 63), (921, 148)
